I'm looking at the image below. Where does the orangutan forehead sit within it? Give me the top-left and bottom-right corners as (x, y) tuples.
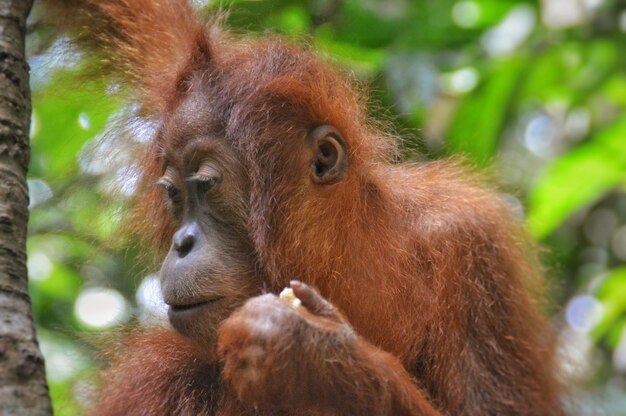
(160, 88), (227, 154)
(161, 94), (238, 173)
(162, 136), (231, 171)
(167, 90), (215, 138)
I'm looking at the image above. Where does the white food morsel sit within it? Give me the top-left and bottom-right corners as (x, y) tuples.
(279, 287), (302, 308)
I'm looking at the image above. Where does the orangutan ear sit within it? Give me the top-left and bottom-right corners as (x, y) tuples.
(307, 125), (348, 185)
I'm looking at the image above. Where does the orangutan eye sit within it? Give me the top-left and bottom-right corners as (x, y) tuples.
(156, 178), (180, 200)
(188, 160), (222, 195)
(164, 183), (180, 200)
(196, 176), (220, 194)
(156, 165), (182, 202)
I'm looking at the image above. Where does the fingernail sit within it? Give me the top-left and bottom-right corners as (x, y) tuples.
(289, 280), (302, 288)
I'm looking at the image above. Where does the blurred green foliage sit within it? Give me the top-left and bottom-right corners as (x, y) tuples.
(25, 0), (626, 413)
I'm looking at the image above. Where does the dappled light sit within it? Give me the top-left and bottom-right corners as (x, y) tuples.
(74, 288), (129, 329)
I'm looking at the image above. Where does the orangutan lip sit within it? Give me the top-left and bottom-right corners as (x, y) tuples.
(169, 297), (223, 313)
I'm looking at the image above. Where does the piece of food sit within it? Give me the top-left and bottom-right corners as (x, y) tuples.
(279, 287), (302, 308)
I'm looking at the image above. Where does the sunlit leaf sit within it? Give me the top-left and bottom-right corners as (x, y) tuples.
(30, 72), (119, 182)
(314, 26), (387, 75)
(446, 57), (526, 164)
(593, 267), (626, 342)
(31, 263), (81, 301)
(528, 116), (626, 239)
(334, 0), (405, 48)
(272, 5), (310, 34)
(603, 75), (626, 107)
(607, 319), (626, 349)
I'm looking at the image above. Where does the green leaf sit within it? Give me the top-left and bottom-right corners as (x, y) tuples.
(603, 74), (626, 107)
(446, 57), (526, 165)
(273, 5), (310, 34)
(30, 72), (119, 183)
(518, 41), (618, 107)
(528, 116), (626, 239)
(314, 26), (387, 75)
(593, 267), (626, 342)
(334, 0), (405, 48)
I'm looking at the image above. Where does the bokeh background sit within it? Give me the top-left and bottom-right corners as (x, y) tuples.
(24, 0), (626, 414)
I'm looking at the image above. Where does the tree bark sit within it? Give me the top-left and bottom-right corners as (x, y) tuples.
(0, 0), (52, 415)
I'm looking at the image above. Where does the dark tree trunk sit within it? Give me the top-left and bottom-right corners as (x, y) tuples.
(0, 0), (52, 414)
